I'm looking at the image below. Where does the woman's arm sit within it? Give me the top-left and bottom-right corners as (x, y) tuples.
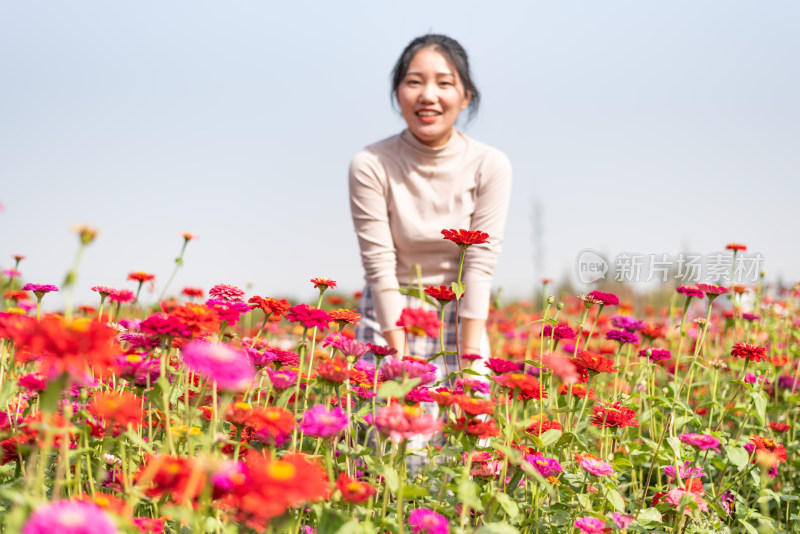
(349, 151), (406, 345)
(459, 150), (513, 332)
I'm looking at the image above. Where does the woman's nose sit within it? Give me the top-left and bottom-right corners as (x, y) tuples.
(419, 82), (437, 103)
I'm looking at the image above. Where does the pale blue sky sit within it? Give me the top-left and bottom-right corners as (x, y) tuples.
(1, 1), (798, 309)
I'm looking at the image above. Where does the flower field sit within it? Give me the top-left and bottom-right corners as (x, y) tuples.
(1, 230), (799, 534)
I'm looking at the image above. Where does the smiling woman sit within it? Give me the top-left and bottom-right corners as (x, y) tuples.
(348, 34), (512, 369)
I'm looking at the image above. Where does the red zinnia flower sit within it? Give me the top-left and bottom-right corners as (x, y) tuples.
(559, 383), (596, 400)
(447, 416), (500, 439)
(316, 356), (350, 384)
(453, 395), (495, 416)
(726, 243), (747, 251)
(109, 289), (136, 303)
(441, 228), (490, 248)
(249, 407), (296, 441)
(572, 350), (618, 382)
(181, 287), (204, 298)
(128, 271), (155, 283)
(525, 413), (563, 436)
(749, 436), (788, 463)
(396, 308), (442, 338)
(590, 402), (640, 429)
(769, 422), (790, 433)
(731, 342), (767, 363)
(424, 285), (460, 303)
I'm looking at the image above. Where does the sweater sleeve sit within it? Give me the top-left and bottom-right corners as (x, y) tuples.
(460, 149), (513, 320)
(348, 150), (406, 332)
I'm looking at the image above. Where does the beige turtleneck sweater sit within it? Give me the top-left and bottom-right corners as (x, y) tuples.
(349, 128), (513, 333)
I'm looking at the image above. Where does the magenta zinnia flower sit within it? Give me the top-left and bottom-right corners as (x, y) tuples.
(526, 452), (563, 477)
(695, 283), (730, 298)
(605, 329), (639, 345)
(542, 323), (576, 340)
(679, 433), (721, 452)
(677, 285), (705, 299)
(587, 290), (619, 306)
(574, 516), (608, 534)
(108, 289), (135, 303)
(139, 313), (192, 338)
(664, 460), (706, 481)
(22, 284), (59, 297)
(409, 508), (449, 534)
(610, 315), (647, 332)
(299, 405), (349, 438)
(639, 347), (672, 362)
(287, 304), (331, 330)
(181, 341), (255, 391)
(23, 500), (118, 534)
(205, 298), (250, 325)
(323, 332), (368, 360)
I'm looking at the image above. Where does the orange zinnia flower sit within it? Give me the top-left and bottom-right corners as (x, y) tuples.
(128, 271), (155, 283)
(316, 356), (350, 384)
(453, 395), (495, 416)
(171, 303), (221, 337)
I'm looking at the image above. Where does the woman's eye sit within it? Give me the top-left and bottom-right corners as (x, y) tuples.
(407, 80), (420, 86)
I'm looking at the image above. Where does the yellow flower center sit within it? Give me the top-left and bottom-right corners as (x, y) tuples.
(268, 461), (296, 481)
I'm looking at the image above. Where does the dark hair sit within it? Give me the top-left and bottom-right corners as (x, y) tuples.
(391, 34), (480, 121)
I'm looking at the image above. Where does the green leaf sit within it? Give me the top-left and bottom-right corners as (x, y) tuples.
(397, 287), (439, 307)
(539, 429), (562, 448)
(753, 391), (767, 425)
(611, 457), (633, 470)
(377, 381), (405, 399)
(636, 507), (662, 526)
(606, 488), (626, 512)
(457, 480), (485, 512)
(666, 436), (683, 461)
(380, 466), (399, 493)
(450, 281), (466, 300)
(576, 493), (591, 510)
(476, 523), (519, 534)
(401, 484), (428, 498)
(726, 445), (749, 471)
(738, 519), (758, 534)
(494, 493), (519, 519)
(335, 519), (361, 534)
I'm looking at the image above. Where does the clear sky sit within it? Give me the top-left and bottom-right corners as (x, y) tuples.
(1, 1), (798, 309)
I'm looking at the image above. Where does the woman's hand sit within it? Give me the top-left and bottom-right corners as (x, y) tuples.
(382, 328), (408, 356)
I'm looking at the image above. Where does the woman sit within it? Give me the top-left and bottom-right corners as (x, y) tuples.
(349, 34), (512, 368)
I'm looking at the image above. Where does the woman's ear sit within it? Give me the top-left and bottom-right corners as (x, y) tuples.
(461, 89), (472, 111)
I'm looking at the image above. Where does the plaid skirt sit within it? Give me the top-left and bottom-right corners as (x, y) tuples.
(355, 285), (479, 375)
(356, 285), (491, 464)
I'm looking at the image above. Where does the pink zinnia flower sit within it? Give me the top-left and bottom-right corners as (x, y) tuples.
(381, 357), (437, 386)
(208, 283), (246, 302)
(679, 433), (721, 452)
(108, 289), (135, 303)
(299, 405), (349, 438)
(323, 332), (369, 360)
(574, 516), (608, 534)
(664, 460), (706, 481)
(526, 452), (563, 477)
(542, 354), (579, 384)
(266, 368), (298, 390)
(409, 508), (449, 534)
(181, 341), (255, 391)
(695, 283), (730, 298)
(91, 286), (115, 297)
(665, 488), (709, 515)
(611, 513), (634, 529)
(579, 457), (614, 477)
(23, 500), (117, 534)
(375, 403), (442, 443)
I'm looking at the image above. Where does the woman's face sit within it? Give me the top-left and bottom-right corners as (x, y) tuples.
(396, 48), (471, 148)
